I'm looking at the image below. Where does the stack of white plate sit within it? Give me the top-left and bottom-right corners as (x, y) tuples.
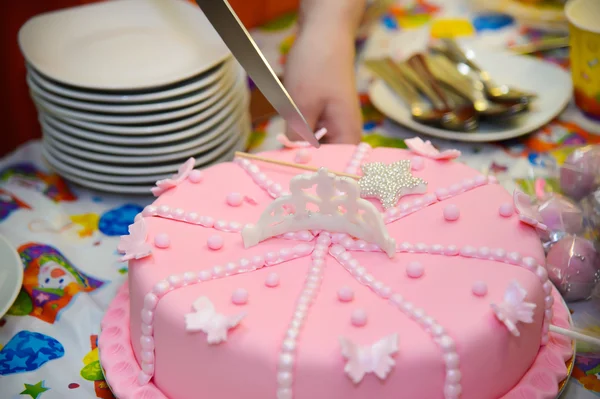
(18, 0), (251, 195)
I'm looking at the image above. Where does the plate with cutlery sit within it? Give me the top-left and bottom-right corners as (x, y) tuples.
(366, 39), (572, 142)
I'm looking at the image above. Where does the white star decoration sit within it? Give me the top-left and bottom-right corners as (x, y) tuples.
(491, 281), (536, 337)
(185, 297), (246, 344)
(358, 161), (427, 209)
(339, 334), (399, 384)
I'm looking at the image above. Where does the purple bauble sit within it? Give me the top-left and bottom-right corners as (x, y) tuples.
(559, 146), (600, 200)
(538, 194), (584, 234)
(546, 235), (600, 301)
(581, 189), (600, 243)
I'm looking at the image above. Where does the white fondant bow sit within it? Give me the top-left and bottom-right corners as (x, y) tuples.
(185, 297), (246, 344)
(339, 333), (399, 384)
(491, 281), (537, 337)
(117, 218), (152, 262)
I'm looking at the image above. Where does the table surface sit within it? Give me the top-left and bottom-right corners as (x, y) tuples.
(2, 1), (600, 398)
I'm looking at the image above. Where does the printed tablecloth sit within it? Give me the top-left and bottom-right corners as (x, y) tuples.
(1, 1), (600, 398)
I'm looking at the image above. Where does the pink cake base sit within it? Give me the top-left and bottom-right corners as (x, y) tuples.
(99, 282), (573, 399)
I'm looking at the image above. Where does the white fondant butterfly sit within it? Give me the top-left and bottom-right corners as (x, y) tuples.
(185, 297), (246, 344)
(491, 281), (537, 337)
(405, 137), (461, 160)
(339, 333), (399, 384)
(151, 157), (195, 197)
(117, 218), (152, 262)
(513, 190), (548, 232)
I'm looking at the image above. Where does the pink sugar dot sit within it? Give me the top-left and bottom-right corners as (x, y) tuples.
(411, 156), (425, 171)
(406, 261), (424, 278)
(443, 204), (460, 221)
(472, 281), (488, 297)
(435, 188), (449, 199)
(154, 233), (170, 249)
(226, 192), (243, 207)
(499, 203), (514, 217)
(188, 170), (203, 183)
(265, 273), (280, 287)
(338, 287), (354, 302)
(351, 309), (367, 327)
(207, 235), (224, 250)
(231, 288), (249, 305)
(295, 149), (312, 164)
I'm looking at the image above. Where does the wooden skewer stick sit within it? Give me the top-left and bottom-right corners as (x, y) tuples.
(550, 324), (600, 347)
(234, 152), (361, 180)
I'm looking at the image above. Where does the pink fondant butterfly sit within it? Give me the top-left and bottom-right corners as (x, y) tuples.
(339, 333), (399, 384)
(491, 281), (537, 337)
(276, 128), (328, 149)
(405, 137), (461, 160)
(513, 190), (548, 231)
(185, 297), (246, 344)
(151, 157), (196, 197)
(117, 218), (152, 262)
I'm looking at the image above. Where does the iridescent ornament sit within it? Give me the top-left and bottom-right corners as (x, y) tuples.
(546, 235), (600, 301)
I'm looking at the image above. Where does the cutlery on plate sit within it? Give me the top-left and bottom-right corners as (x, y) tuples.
(508, 37), (569, 55)
(404, 54), (479, 132)
(194, 0), (320, 147)
(364, 59), (450, 128)
(425, 54), (529, 120)
(437, 38), (537, 104)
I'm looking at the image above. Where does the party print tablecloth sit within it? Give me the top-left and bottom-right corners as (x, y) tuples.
(2, 1), (600, 398)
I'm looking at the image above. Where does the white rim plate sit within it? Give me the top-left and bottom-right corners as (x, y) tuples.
(42, 113), (251, 182)
(368, 50), (572, 142)
(26, 58), (233, 104)
(43, 112), (237, 164)
(18, 0), (230, 90)
(27, 61), (237, 114)
(37, 83), (249, 145)
(32, 68), (243, 125)
(43, 121), (251, 194)
(39, 96), (248, 156)
(0, 234), (24, 319)
(37, 71), (248, 135)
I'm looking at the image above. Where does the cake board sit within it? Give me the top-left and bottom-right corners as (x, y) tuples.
(98, 281), (575, 399)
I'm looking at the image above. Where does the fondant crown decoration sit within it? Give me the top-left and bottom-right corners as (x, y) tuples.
(242, 168), (396, 258)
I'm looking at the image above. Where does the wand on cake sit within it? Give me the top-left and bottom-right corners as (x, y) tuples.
(234, 152), (428, 210)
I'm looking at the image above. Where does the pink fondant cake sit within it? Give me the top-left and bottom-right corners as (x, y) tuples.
(99, 142), (573, 399)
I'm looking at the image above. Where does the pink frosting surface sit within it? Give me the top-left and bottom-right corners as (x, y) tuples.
(101, 144), (573, 399)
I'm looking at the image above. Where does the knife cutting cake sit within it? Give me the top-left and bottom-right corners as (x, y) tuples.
(99, 138), (573, 399)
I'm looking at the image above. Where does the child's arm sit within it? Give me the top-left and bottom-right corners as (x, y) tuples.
(283, 0), (367, 144)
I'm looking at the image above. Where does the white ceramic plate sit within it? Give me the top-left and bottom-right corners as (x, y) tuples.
(38, 83), (249, 145)
(42, 112), (251, 182)
(32, 68), (243, 125)
(27, 61), (237, 114)
(43, 115), (235, 164)
(0, 234), (24, 318)
(42, 120), (251, 194)
(39, 99), (247, 155)
(37, 72), (248, 135)
(26, 58), (233, 103)
(18, 0), (230, 90)
(368, 50), (572, 142)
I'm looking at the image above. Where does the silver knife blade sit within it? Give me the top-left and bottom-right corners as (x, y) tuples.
(194, 0), (320, 147)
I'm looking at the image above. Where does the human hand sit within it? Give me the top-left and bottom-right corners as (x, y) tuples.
(283, 2), (365, 145)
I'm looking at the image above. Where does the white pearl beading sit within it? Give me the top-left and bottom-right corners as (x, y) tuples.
(276, 234), (331, 399)
(141, 204), (314, 241)
(329, 245), (462, 399)
(137, 243), (315, 385)
(344, 142), (372, 175)
(235, 158), (290, 199)
(384, 175), (497, 224)
(332, 235), (552, 344)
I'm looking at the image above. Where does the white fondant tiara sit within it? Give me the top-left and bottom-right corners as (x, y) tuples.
(242, 168), (396, 258)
